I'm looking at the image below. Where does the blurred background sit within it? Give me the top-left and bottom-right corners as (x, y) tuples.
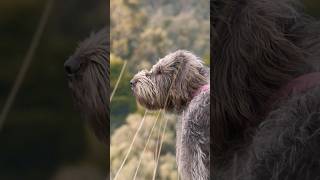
(0, 0), (107, 179)
(110, 0), (320, 179)
(110, 0), (209, 179)
(1, 0), (320, 180)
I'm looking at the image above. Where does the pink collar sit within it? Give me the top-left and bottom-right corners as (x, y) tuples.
(192, 84), (210, 98)
(267, 72), (320, 110)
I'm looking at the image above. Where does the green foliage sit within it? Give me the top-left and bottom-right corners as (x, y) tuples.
(111, 0), (148, 59)
(110, 112), (178, 179)
(111, 0), (210, 71)
(110, 54), (136, 130)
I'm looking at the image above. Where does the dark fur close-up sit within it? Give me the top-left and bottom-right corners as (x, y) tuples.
(64, 28), (109, 145)
(212, 0), (320, 179)
(131, 50), (210, 180)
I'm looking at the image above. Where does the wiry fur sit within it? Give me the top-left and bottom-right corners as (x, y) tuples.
(65, 28), (109, 144)
(131, 50), (210, 179)
(176, 90), (210, 180)
(211, 0), (320, 179)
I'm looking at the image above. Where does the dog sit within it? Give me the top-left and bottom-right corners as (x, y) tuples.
(212, 0), (320, 179)
(64, 28), (109, 145)
(131, 50), (210, 180)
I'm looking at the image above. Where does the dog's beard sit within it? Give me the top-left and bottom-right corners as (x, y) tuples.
(68, 61), (109, 144)
(132, 50), (209, 112)
(132, 71), (172, 110)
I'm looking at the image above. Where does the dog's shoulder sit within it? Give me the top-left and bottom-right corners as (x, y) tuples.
(182, 90), (210, 129)
(188, 90), (210, 112)
(177, 90), (210, 180)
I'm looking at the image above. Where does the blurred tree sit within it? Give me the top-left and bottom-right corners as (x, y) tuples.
(110, 112), (178, 180)
(149, 10), (210, 61)
(132, 27), (173, 69)
(111, 0), (148, 60)
(110, 54), (136, 130)
(111, 0), (210, 72)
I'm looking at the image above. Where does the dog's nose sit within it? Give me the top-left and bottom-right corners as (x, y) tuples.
(130, 80), (136, 87)
(64, 57), (80, 75)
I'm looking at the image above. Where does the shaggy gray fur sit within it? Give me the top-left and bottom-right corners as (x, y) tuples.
(212, 0), (320, 179)
(214, 85), (320, 180)
(131, 50), (210, 180)
(176, 90), (210, 180)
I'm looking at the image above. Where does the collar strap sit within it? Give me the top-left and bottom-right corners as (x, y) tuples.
(192, 84), (210, 98)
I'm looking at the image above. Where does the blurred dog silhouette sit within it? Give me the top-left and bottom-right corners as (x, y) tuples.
(212, 0), (320, 179)
(64, 28), (109, 145)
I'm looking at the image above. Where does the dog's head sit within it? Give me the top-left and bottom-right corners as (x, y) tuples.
(64, 28), (109, 144)
(131, 50), (208, 112)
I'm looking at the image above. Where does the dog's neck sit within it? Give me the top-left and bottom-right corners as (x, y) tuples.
(192, 84), (210, 98)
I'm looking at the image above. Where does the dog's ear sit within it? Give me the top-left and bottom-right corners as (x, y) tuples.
(167, 51), (208, 111)
(170, 60), (181, 70)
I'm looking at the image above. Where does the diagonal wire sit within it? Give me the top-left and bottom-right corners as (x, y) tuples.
(132, 109), (163, 180)
(113, 110), (148, 180)
(0, 0), (54, 131)
(110, 61), (127, 102)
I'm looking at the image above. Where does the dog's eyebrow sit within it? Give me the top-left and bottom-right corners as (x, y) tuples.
(150, 65), (158, 73)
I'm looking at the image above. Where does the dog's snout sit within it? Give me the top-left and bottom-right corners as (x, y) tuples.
(130, 80), (136, 87)
(64, 64), (73, 75)
(64, 58), (80, 76)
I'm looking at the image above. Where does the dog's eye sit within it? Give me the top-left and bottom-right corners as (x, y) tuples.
(170, 61), (180, 69)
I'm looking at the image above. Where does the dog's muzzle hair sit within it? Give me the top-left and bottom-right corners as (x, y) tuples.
(130, 70), (163, 110)
(64, 28), (109, 145)
(131, 50), (209, 112)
